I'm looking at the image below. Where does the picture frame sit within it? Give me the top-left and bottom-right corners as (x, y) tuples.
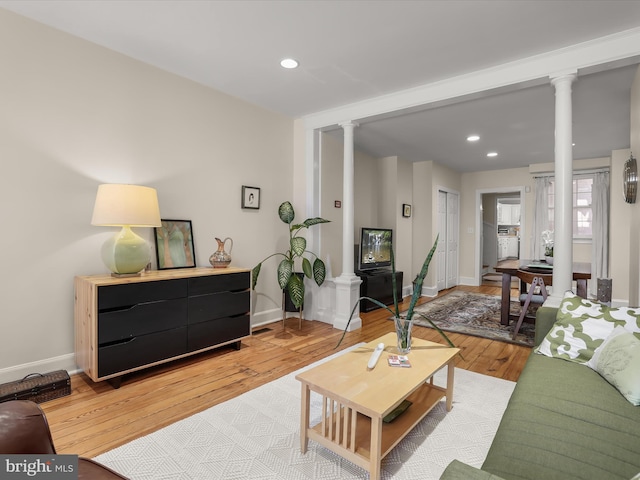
(154, 219), (196, 270)
(402, 204), (412, 218)
(242, 186), (261, 209)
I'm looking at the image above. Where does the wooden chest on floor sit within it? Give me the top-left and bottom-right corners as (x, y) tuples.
(0, 370), (71, 404)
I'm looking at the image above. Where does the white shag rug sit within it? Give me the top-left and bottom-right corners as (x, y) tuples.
(96, 347), (515, 479)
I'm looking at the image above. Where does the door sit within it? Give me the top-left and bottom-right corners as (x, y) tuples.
(446, 193), (459, 288)
(437, 190), (460, 291)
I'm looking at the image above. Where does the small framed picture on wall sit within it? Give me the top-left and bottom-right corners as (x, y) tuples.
(402, 204), (412, 218)
(242, 186), (261, 209)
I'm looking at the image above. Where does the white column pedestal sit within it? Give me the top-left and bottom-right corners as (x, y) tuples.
(333, 274), (362, 331)
(334, 120), (361, 331)
(550, 72), (577, 300)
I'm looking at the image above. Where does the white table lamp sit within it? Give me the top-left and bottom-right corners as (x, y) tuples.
(91, 184), (162, 276)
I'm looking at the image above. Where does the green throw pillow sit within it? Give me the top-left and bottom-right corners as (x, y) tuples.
(588, 326), (640, 406)
(535, 291), (640, 364)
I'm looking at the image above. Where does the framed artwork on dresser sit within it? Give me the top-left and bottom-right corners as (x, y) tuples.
(154, 219), (196, 269)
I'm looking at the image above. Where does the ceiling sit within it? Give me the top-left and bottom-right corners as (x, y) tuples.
(2, 0), (640, 172)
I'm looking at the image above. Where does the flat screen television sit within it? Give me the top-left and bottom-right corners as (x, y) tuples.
(358, 227), (393, 271)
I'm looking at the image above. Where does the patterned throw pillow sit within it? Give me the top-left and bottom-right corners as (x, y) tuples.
(535, 291), (640, 363)
(588, 326), (640, 406)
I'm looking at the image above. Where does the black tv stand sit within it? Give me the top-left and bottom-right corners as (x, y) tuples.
(356, 269), (403, 312)
(359, 268), (392, 276)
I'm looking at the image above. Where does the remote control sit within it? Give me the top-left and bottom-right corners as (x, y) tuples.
(367, 343), (385, 369)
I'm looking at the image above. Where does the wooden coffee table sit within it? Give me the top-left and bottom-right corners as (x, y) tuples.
(295, 332), (459, 480)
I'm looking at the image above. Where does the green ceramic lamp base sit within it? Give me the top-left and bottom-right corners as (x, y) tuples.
(101, 225), (151, 275)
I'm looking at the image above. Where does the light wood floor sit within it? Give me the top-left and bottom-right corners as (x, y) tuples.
(41, 283), (530, 459)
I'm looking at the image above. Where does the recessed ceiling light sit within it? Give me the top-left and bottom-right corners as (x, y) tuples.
(487, 152), (498, 157)
(467, 135), (480, 142)
(280, 58), (299, 69)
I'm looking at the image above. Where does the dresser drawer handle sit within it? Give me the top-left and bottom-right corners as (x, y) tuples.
(100, 337), (136, 348)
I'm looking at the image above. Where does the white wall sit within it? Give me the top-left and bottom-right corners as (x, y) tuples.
(319, 132), (379, 277)
(610, 149), (633, 304)
(0, 10), (293, 381)
(411, 161), (434, 287)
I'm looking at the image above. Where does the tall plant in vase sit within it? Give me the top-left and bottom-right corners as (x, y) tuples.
(542, 230), (554, 265)
(251, 201), (330, 326)
(337, 235), (456, 354)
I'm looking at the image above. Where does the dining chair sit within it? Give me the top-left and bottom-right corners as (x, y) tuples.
(512, 269), (552, 340)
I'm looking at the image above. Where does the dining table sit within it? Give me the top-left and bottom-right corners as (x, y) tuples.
(493, 258), (591, 326)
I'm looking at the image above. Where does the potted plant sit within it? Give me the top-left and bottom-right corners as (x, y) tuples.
(251, 201), (330, 322)
(337, 235), (456, 354)
(542, 230), (554, 265)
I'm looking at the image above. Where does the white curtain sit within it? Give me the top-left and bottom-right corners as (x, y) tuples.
(591, 171), (610, 297)
(532, 176), (551, 259)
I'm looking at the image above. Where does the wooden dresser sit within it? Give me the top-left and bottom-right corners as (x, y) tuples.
(74, 267), (251, 387)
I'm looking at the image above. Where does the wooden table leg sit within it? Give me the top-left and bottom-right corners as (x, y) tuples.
(576, 279), (587, 299)
(446, 360), (455, 411)
(369, 416), (383, 480)
(300, 383), (310, 453)
(500, 272), (512, 325)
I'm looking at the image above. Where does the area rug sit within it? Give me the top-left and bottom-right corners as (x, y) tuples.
(95, 347), (516, 480)
(407, 291), (535, 347)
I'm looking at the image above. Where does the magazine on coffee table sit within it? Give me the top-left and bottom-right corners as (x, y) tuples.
(388, 355), (411, 367)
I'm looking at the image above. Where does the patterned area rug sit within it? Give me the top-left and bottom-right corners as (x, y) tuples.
(96, 347), (515, 479)
(408, 291), (535, 347)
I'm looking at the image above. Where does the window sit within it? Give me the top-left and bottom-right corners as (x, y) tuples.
(548, 176), (593, 239)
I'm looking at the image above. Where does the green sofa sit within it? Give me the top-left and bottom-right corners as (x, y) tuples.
(440, 306), (640, 480)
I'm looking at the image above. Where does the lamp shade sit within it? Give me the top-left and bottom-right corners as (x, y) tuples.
(91, 184), (162, 275)
(91, 184), (161, 227)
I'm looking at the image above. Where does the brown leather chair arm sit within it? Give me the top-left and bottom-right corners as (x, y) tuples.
(0, 400), (56, 454)
(1, 400), (129, 479)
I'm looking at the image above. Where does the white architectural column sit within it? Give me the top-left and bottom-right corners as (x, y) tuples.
(550, 72), (577, 297)
(333, 121), (362, 332)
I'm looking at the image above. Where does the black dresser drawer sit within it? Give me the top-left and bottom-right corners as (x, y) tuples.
(188, 272), (249, 295)
(188, 290), (250, 324)
(187, 314), (250, 352)
(98, 279), (188, 310)
(98, 298), (188, 344)
(98, 326), (188, 377)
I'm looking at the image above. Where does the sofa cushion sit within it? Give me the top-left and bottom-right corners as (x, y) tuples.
(440, 460), (506, 480)
(588, 326), (640, 406)
(481, 353), (640, 480)
(535, 291), (640, 364)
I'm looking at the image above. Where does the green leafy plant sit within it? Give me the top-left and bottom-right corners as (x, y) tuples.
(251, 201), (330, 309)
(542, 229), (554, 257)
(336, 235), (457, 351)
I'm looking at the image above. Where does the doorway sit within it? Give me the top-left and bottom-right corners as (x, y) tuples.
(437, 189), (460, 291)
(476, 187), (525, 286)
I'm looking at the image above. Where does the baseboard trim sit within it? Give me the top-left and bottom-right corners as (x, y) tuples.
(0, 353), (80, 385)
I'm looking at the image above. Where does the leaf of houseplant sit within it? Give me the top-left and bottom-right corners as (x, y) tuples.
(290, 236), (306, 257)
(335, 295), (396, 347)
(303, 217), (331, 227)
(406, 234), (439, 321)
(312, 258), (326, 286)
(251, 263), (261, 290)
(302, 257), (312, 279)
(414, 312), (458, 349)
(277, 259), (293, 289)
(288, 273), (305, 308)
(278, 201), (295, 224)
